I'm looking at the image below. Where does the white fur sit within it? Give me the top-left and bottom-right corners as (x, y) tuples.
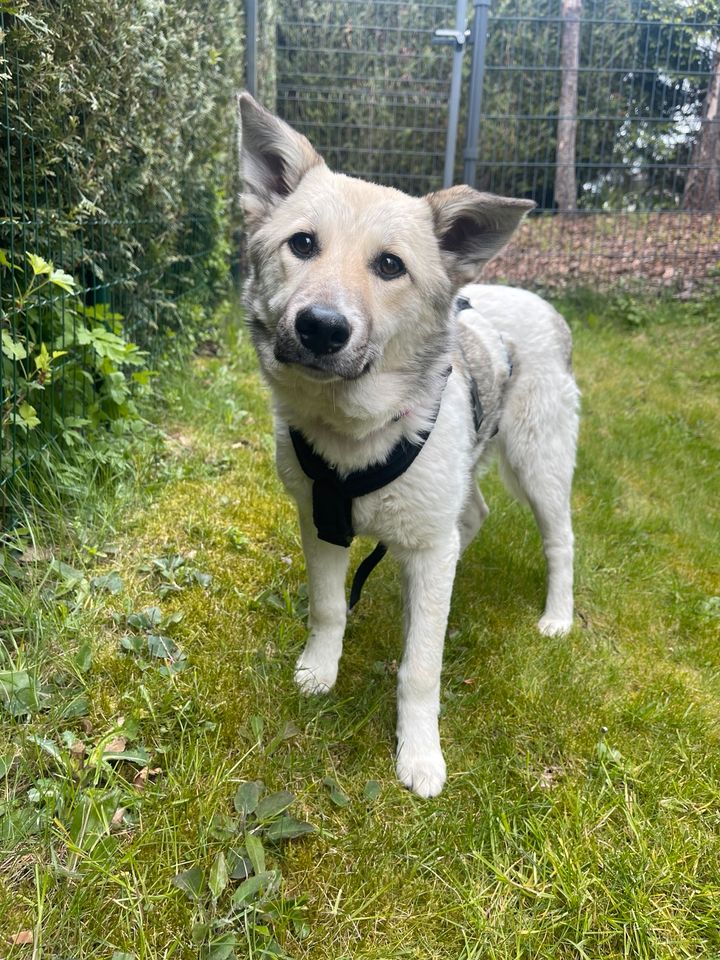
(276, 285), (579, 797)
(237, 94), (579, 797)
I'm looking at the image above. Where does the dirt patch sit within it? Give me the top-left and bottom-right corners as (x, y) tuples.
(484, 212), (720, 294)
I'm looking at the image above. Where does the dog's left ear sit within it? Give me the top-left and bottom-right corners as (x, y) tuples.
(425, 186), (535, 286)
(237, 92), (324, 225)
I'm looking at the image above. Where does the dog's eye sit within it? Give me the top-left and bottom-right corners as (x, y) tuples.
(288, 232), (316, 259)
(376, 252), (406, 280)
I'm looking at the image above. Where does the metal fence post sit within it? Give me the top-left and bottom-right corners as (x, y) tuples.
(463, 0), (491, 186)
(245, 0), (257, 97)
(435, 0), (469, 189)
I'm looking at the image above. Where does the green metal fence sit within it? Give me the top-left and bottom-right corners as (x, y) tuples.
(1, 2), (245, 522)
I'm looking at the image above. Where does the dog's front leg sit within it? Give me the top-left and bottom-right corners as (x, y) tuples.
(294, 512), (350, 695)
(395, 531), (460, 798)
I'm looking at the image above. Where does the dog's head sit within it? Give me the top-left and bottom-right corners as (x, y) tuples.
(238, 93), (533, 385)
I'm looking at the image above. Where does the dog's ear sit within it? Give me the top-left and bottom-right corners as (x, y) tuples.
(237, 92), (324, 225)
(425, 186), (535, 286)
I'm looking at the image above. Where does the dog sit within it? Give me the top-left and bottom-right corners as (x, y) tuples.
(237, 93), (579, 797)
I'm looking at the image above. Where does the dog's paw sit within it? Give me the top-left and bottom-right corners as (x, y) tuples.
(294, 649), (338, 695)
(538, 614), (573, 637)
(396, 744), (447, 798)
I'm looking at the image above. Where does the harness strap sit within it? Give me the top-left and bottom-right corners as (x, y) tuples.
(289, 365), (451, 608)
(289, 364), (452, 549)
(348, 542), (388, 610)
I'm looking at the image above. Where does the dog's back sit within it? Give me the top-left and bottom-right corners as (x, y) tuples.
(457, 283), (573, 375)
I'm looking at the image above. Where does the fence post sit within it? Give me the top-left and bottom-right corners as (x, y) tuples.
(440, 0), (469, 188)
(245, 0), (257, 97)
(463, 0), (491, 186)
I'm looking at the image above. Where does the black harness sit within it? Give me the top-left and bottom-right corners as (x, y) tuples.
(290, 362), (489, 609)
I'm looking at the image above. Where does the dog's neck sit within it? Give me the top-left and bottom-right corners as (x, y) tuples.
(270, 350), (454, 474)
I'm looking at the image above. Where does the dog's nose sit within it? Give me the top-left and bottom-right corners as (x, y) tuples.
(295, 306), (350, 356)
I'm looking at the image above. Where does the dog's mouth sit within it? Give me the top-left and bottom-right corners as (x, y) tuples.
(279, 356), (375, 383)
(289, 362), (344, 383)
(273, 338), (374, 382)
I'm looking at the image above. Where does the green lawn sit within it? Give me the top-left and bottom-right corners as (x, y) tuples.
(1, 295), (719, 959)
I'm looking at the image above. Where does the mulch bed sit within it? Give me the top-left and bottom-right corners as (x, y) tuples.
(483, 212), (720, 294)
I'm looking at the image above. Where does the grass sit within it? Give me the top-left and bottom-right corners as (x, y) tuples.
(1, 292), (719, 959)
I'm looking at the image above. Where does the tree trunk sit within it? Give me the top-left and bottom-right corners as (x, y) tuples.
(555, 0), (582, 212)
(684, 47), (720, 211)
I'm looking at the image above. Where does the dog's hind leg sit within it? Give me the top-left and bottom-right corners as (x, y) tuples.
(459, 483), (489, 553)
(498, 370), (579, 637)
(294, 513), (350, 694)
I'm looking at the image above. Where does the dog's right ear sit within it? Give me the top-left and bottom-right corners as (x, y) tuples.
(237, 93), (324, 226)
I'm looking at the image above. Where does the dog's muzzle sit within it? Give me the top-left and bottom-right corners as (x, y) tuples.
(273, 304), (372, 379)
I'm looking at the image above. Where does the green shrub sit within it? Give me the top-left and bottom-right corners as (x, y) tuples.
(1, 250), (151, 476)
(0, 0), (245, 505)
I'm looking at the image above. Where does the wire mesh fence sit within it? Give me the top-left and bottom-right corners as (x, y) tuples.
(275, 0), (720, 293)
(276, 0), (457, 194)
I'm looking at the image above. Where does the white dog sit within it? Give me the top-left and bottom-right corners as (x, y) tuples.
(238, 93), (580, 797)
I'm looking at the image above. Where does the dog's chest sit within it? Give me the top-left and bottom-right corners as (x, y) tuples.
(350, 413), (471, 547)
(276, 374), (480, 550)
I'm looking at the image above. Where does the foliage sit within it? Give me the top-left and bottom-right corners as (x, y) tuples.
(0, 0), (244, 500)
(1, 251), (150, 481)
(172, 782), (315, 956)
(276, 0), (458, 195)
(604, 0), (720, 209)
(0, 0), (243, 338)
(479, 0), (642, 207)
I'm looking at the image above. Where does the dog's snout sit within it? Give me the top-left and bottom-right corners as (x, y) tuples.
(295, 306), (351, 356)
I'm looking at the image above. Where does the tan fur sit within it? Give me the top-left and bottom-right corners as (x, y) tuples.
(427, 185), (536, 286)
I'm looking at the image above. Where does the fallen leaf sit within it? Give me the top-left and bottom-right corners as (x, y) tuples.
(69, 741), (86, 757)
(537, 765), (564, 790)
(168, 431), (193, 448)
(133, 765), (162, 790)
(195, 338), (221, 357)
(10, 930), (33, 945)
(18, 546), (52, 563)
(104, 737), (127, 755)
(81, 718), (94, 735)
(483, 212), (720, 295)
(111, 807), (126, 825)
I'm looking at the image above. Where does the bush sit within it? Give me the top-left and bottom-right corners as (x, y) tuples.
(0, 0), (245, 506)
